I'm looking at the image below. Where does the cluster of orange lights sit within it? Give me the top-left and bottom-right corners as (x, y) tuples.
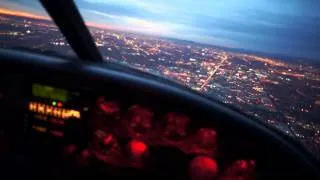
(29, 102), (81, 119)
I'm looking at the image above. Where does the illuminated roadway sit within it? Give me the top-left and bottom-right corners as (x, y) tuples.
(200, 53), (228, 91)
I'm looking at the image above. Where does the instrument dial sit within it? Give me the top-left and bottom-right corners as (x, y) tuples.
(163, 112), (190, 141)
(128, 105), (153, 136)
(94, 130), (120, 154)
(97, 97), (120, 115)
(189, 156), (219, 180)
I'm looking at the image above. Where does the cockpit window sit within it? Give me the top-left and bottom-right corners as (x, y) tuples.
(0, 0), (320, 159)
(75, 0), (320, 159)
(0, 0), (75, 58)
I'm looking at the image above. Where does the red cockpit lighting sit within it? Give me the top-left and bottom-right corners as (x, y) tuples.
(128, 105), (153, 135)
(164, 113), (190, 141)
(235, 159), (256, 171)
(98, 97), (119, 114)
(238, 160), (248, 170)
(197, 128), (217, 148)
(103, 134), (114, 145)
(220, 159), (256, 179)
(128, 140), (148, 159)
(189, 156), (219, 180)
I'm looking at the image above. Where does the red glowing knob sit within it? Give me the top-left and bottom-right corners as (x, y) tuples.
(238, 160), (248, 169)
(189, 156), (219, 180)
(103, 134), (113, 145)
(98, 97), (119, 114)
(128, 140), (148, 160)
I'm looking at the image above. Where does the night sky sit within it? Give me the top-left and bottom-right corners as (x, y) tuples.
(1, 0), (320, 60)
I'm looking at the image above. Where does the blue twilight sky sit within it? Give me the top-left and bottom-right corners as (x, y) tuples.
(1, 0), (320, 60)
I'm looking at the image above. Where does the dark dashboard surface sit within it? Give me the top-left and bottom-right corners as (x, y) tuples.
(0, 49), (319, 179)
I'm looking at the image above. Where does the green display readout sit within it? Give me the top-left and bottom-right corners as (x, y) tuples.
(32, 84), (69, 102)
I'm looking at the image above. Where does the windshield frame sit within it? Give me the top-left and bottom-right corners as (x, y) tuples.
(39, 0), (102, 61)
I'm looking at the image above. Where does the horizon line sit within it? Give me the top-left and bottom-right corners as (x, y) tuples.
(0, 8), (319, 63)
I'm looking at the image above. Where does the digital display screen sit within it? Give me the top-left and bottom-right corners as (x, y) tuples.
(32, 84), (68, 102)
(29, 102), (81, 119)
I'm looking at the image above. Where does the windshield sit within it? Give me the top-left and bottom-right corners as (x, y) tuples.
(0, 0), (75, 58)
(77, 0), (320, 158)
(1, 1), (320, 158)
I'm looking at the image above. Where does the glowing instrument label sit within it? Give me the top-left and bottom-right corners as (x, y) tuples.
(29, 102), (81, 119)
(32, 125), (47, 133)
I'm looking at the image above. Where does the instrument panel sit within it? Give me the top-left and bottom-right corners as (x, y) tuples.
(1, 51), (318, 180)
(91, 97), (218, 166)
(23, 83), (256, 179)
